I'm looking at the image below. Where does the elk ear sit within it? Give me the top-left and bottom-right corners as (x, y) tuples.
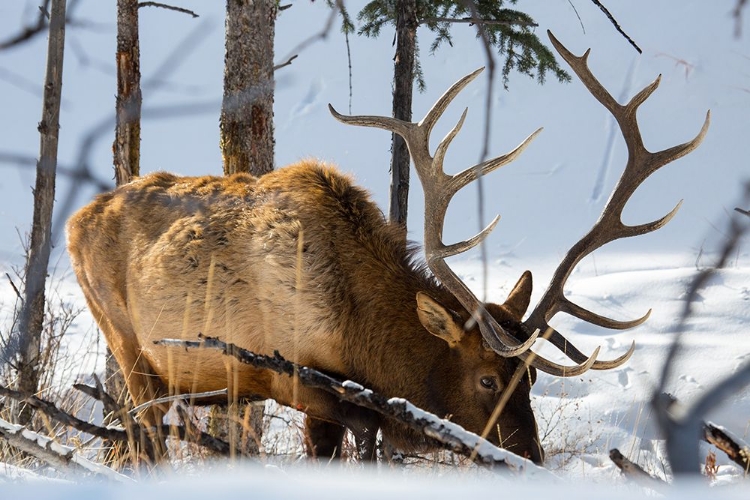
(416, 292), (464, 346)
(503, 271), (533, 320)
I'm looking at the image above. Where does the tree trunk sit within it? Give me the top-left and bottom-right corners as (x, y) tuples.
(113, 0), (142, 185)
(389, 0), (418, 240)
(15, 0), (67, 426)
(213, 0), (279, 454)
(220, 0), (276, 175)
(106, 0), (143, 462)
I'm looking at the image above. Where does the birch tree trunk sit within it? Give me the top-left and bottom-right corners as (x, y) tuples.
(15, 0), (67, 426)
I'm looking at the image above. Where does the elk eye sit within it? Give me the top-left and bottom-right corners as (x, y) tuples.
(480, 376), (498, 391)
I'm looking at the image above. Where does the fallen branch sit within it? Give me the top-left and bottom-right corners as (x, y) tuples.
(155, 335), (554, 476)
(74, 378), (240, 458)
(703, 421), (750, 474)
(609, 448), (668, 491)
(0, 381), (240, 461)
(0, 417), (131, 482)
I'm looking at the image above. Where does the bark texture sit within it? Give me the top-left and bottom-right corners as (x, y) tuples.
(105, 0), (144, 462)
(15, 0), (67, 426)
(220, 0), (276, 175)
(389, 0), (418, 238)
(113, 0), (142, 185)
(214, 0), (279, 453)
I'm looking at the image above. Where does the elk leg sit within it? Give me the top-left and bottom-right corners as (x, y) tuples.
(82, 291), (170, 461)
(304, 417), (346, 459)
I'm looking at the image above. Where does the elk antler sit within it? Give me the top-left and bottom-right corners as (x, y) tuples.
(330, 68), (600, 377)
(522, 31), (711, 370)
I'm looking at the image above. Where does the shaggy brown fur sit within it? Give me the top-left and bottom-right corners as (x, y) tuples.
(66, 159), (543, 463)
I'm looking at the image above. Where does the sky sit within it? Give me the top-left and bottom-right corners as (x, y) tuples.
(0, 0), (749, 494)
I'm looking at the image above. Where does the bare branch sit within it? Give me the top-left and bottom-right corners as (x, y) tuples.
(129, 389), (228, 415)
(155, 335), (554, 475)
(422, 16), (537, 28)
(0, 0), (51, 50)
(0, 417), (132, 481)
(273, 54), (298, 71)
(138, 2), (199, 18)
(588, 0), (642, 53)
(654, 183), (750, 476)
(0, 383), (128, 444)
(703, 422), (750, 473)
(5, 273), (22, 302)
(610, 448), (669, 490)
(734, 0), (748, 37)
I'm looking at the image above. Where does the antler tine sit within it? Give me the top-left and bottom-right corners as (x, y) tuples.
(450, 128), (544, 194)
(420, 67), (485, 134)
(328, 104), (413, 138)
(523, 32), (710, 371)
(330, 68), (607, 375)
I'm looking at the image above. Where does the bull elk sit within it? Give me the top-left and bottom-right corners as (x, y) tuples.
(66, 32), (708, 464)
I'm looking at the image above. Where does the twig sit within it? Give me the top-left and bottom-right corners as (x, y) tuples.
(588, 0), (642, 53)
(138, 2), (199, 18)
(129, 388), (228, 415)
(273, 54), (298, 71)
(155, 335), (554, 476)
(734, 0), (748, 37)
(0, 0), (51, 50)
(74, 378), (240, 457)
(735, 207), (750, 218)
(610, 448), (668, 490)
(0, 383), (129, 444)
(5, 273), (22, 302)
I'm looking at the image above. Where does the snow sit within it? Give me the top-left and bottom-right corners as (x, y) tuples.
(1, 0), (750, 496)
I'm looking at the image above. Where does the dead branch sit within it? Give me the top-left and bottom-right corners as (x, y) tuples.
(273, 54), (298, 71)
(736, 207), (750, 218)
(0, 0), (51, 50)
(0, 417), (131, 481)
(703, 422), (750, 474)
(139, 2), (199, 18)
(0, 383), (129, 444)
(734, 0), (748, 37)
(422, 16), (537, 27)
(588, 0), (641, 53)
(74, 378), (241, 457)
(154, 335), (553, 475)
(610, 448), (668, 490)
(654, 184), (750, 475)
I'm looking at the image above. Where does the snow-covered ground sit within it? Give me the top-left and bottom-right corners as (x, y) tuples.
(1, 0), (749, 496)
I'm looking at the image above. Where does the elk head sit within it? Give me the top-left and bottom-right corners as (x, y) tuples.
(329, 31), (709, 463)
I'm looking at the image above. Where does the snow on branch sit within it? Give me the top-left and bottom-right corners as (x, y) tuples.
(154, 334), (554, 478)
(703, 421), (750, 473)
(0, 417), (132, 482)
